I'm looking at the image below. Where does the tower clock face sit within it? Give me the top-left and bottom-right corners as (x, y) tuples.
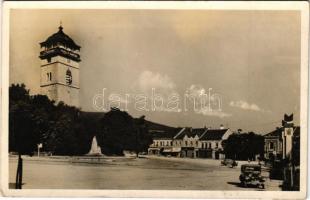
(66, 69), (72, 85)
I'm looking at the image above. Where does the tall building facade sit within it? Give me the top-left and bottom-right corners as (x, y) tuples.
(39, 25), (81, 107)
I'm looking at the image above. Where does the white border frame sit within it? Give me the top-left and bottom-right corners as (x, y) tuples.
(1, 1), (308, 198)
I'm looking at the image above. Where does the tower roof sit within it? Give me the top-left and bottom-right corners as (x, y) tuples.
(40, 26), (81, 51)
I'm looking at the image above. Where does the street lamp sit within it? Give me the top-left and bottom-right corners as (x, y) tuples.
(37, 143), (43, 157)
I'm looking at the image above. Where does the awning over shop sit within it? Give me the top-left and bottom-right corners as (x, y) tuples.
(148, 147), (160, 150)
(172, 147), (181, 152)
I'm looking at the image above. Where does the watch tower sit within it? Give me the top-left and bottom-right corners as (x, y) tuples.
(39, 25), (81, 107)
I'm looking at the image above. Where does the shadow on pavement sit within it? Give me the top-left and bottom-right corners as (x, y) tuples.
(227, 181), (242, 187)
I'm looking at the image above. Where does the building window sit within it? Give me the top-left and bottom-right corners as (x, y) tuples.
(269, 142), (274, 150)
(209, 143), (211, 148)
(185, 141), (188, 146)
(215, 142), (218, 148)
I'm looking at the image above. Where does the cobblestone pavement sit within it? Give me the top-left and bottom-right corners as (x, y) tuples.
(9, 156), (282, 190)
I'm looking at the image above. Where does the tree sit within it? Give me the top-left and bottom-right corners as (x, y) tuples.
(223, 131), (264, 161)
(98, 108), (135, 155)
(43, 102), (84, 155)
(131, 116), (153, 156)
(98, 108), (152, 156)
(31, 94), (56, 151)
(9, 84), (86, 188)
(9, 84), (39, 189)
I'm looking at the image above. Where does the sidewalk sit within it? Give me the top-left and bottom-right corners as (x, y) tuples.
(142, 155), (224, 167)
(143, 155), (262, 168)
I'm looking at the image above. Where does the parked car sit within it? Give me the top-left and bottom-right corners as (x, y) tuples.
(221, 159), (238, 168)
(239, 164), (265, 188)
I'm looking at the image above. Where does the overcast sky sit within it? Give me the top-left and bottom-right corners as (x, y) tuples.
(10, 9), (301, 133)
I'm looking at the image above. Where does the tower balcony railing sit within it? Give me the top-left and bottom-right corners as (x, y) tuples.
(39, 47), (81, 62)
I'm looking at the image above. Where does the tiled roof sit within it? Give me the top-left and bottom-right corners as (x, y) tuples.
(174, 128), (207, 140)
(264, 128), (282, 138)
(264, 126), (300, 138)
(40, 26), (81, 51)
(199, 129), (228, 140)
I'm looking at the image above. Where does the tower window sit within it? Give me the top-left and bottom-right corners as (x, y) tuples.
(47, 72), (52, 81)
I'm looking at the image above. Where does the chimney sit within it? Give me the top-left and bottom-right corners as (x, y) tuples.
(220, 124), (224, 129)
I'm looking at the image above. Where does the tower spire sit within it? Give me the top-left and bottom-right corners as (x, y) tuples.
(59, 20), (63, 31)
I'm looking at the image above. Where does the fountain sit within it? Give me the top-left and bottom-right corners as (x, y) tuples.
(70, 136), (106, 163)
(87, 136), (103, 156)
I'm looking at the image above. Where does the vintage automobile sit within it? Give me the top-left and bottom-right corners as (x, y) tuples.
(239, 164), (265, 188)
(221, 159), (238, 168)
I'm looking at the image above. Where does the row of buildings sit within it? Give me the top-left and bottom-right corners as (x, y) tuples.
(148, 114), (300, 162)
(148, 125), (232, 159)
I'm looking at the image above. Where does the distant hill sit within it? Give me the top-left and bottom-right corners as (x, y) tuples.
(145, 120), (181, 139)
(80, 111), (180, 139)
(145, 120), (175, 131)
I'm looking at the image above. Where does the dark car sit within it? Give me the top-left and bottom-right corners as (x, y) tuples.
(239, 164), (265, 188)
(221, 159), (238, 168)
